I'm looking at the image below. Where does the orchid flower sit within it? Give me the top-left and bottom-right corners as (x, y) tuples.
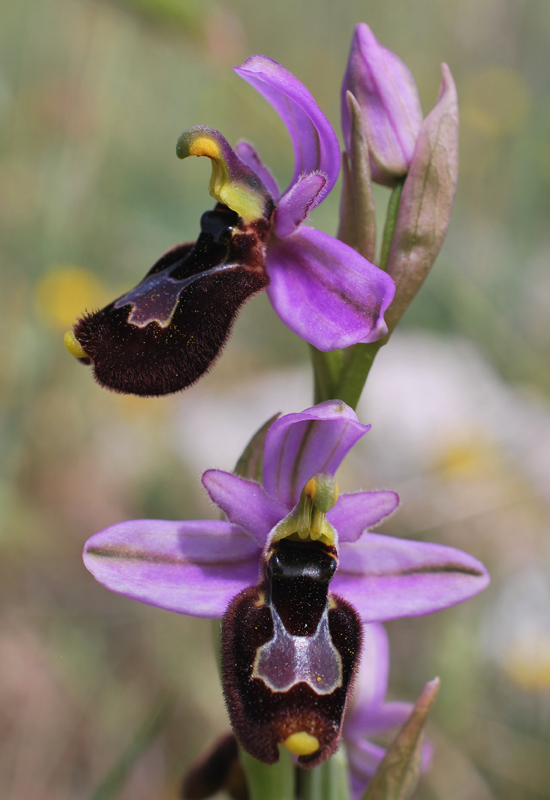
(65, 56), (395, 396)
(83, 400), (488, 766)
(344, 623), (432, 799)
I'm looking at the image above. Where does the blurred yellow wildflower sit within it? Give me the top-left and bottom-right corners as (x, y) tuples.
(504, 634), (550, 691)
(462, 66), (531, 137)
(34, 266), (107, 331)
(434, 433), (502, 480)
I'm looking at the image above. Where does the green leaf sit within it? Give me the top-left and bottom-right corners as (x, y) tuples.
(361, 678), (440, 800)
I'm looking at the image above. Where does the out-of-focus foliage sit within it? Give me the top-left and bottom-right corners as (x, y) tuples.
(1, 0), (550, 798)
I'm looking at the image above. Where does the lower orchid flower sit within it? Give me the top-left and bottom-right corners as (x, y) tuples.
(65, 56), (395, 397)
(83, 400), (488, 766)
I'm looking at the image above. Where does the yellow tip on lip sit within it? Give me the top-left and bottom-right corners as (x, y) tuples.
(64, 330), (90, 360)
(282, 731), (320, 757)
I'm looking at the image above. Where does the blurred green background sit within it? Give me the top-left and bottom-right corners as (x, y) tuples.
(2, 0), (550, 797)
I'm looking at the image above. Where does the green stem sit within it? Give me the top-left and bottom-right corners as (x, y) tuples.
(310, 180), (403, 407)
(301, 748), (351, 800)
(240, 748), (296, 800)
(310, 346), (345, 403)
(378, 180), (404, 273)
(334, 340), (384, 409)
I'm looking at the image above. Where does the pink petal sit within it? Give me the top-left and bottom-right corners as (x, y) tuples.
(235, 55), (340, 201)
(273, 173), (327, 238)
(328, 491), (400, 543)
(266, 225), (395, 351)
(83, 519), (260, 618)
(333, 532), (489, 622)
(202, 470), (288, 547)
(262, 400), (370, 508)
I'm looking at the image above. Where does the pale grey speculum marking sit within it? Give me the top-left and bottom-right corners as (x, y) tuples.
(252, 602), (342, 694)
(114, 262), (239, 328)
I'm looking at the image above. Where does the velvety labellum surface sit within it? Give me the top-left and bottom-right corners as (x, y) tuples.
(222, 538), (361, 767)
(72, 206), (270, 396)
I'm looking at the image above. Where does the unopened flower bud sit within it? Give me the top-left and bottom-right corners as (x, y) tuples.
(341, 23), (423, 187)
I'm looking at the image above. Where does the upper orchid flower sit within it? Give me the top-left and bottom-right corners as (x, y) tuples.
(65, 56), (395, 396)
(341, 23), (424, 186)
(83, 400), (488, 766)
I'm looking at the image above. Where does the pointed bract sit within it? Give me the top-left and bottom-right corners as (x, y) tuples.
(384, 64), (459, 334)
(361, 678), (439, 800)
(344, 624), (433, 800)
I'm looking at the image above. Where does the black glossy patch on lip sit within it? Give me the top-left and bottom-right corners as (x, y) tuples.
(266, 539), (337, 635)
(72, 204), (271, 396)
(221, 538), (362, 769)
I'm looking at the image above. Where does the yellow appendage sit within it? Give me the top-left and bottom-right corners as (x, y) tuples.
(64, 330), (89, 360)
(282, 731), (319, 757)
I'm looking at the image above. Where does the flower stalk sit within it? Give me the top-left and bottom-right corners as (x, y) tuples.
(300, 748), (352, 800)
(240, 747), (296, 800)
